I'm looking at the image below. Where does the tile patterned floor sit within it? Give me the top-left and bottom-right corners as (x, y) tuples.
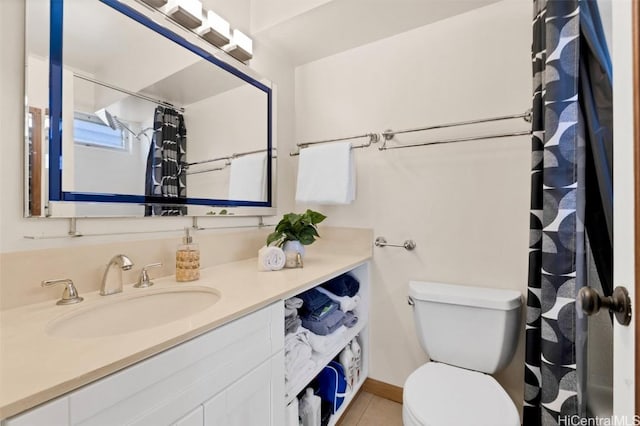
(337, 391), (403, 426)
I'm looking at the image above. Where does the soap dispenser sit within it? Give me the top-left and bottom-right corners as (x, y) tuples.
(176, 228), (200, 282)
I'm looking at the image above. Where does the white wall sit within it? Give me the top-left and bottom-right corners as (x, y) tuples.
(294, 0), (531, 410)
(249, 0), (331, 33)
(187, 84), (268, 200)
(0, 0), (296, 252)
(73, 142), (146, 217)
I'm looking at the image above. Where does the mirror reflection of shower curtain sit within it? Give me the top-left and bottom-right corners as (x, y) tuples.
(145, 106), (187, 216)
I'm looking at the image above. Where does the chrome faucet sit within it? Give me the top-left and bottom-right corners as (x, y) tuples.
(100, 254), (134, 296)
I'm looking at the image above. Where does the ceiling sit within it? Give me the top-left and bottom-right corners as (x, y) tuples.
(250, 0), (502, 65)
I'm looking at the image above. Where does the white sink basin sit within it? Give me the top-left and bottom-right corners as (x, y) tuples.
(46, 286), (221, 339)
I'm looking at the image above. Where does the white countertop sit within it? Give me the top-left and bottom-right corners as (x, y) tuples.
(0, 251), (370, 419)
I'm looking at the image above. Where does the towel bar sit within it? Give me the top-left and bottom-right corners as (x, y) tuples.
(374, 236), (416, 251)
(290, 133), (380, 156)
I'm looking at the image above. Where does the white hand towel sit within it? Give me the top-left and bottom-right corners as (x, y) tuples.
(295, 141), (355, 204)
(258, 246), (286, 271)
(228, 152), (268, 201)
(305, 325), (347, 354)
(315, 287), (360, 312)
(285, 359), (316, 398)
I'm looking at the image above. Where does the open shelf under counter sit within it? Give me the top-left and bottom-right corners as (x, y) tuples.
(283, 261), (370, 425)
(285, 320), (368, 404)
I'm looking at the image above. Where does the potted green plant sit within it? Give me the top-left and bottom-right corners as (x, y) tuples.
(266, 209), (326, 267)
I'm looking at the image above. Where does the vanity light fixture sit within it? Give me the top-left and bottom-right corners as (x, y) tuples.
(197, 10), (231, 47)
(136, 0), (253, 62)
(223, 29), (253, 63)
(166, 0), (203, 29)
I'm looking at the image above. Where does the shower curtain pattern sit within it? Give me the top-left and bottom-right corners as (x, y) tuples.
(145, 106), (187, 216)
(524, 1), (586, 425)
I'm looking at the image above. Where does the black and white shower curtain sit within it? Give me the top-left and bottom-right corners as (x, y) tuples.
(524, 1), (612, 425)
(145, 106), (187, 216)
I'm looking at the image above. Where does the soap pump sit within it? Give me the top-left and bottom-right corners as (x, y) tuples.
(176, 227), (200, 282)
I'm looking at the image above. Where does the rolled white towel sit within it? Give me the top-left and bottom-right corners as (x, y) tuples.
(258, 246), (286, 271)
(315, 286), (360, 312)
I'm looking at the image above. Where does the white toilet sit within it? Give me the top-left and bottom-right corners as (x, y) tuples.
(403, 281), (522, 426)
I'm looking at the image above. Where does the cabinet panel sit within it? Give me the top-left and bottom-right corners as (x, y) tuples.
(173, 406), (203, 426)
(204, 358), (275, 426)
(270, 351), (285, 426)
(202, 391), (225, 426)
(226, 360), (271, 426)
(2, 398), (69, 426)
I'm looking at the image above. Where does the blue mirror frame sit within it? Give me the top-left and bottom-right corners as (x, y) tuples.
(48, 0), (273, 209)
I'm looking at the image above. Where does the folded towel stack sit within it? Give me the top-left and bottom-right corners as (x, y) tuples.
(298, 288), (346, 336)
(313, 286), (360, 329)
(319, 273), (361, 330)
(302, 306), (345, 336)
(297, 289), (332, 316)
(285, 297), (303, 335)
(321, 273), (360, 297)
(305, 325), (347, 353)
(285, 328), (314, 379)
(284, 327), (316, 397)
(297, 273), (361, 337)
(315, 287), (360, 313)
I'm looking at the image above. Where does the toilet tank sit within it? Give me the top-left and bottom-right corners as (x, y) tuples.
(409, 281), (522, 374)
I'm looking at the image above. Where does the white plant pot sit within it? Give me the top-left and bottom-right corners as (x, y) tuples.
(283, 240), (305, 268)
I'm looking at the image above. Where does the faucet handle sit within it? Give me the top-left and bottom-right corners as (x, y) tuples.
(134, 262), (162, 288)
(41, 278), (84, 305)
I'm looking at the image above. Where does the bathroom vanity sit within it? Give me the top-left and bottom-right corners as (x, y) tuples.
(0, 250), (371, 425)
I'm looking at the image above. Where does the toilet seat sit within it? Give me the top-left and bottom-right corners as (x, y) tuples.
(403, 362), (520, 426)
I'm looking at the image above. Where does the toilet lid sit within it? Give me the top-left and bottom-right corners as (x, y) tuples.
(404, 363), (520, 426)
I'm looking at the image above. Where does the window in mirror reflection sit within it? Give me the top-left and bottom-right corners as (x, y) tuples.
(73, 112), (128, 150)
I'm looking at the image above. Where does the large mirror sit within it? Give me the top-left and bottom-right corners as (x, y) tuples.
(25, 0), (274, 217)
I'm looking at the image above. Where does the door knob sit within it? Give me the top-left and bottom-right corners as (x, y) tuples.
(577, 286), (632, 326)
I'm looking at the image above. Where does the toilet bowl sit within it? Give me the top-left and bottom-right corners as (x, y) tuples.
(404, 281), (522, 426)
(403, 363), (519, 426)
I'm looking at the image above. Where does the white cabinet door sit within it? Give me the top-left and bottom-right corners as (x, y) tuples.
(203, 358), (276, 426)
(226, 360), (272, 426)
(202, 391), (226, 426)
(173, 406), (203, 426)
(2, 398), (69, 426)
